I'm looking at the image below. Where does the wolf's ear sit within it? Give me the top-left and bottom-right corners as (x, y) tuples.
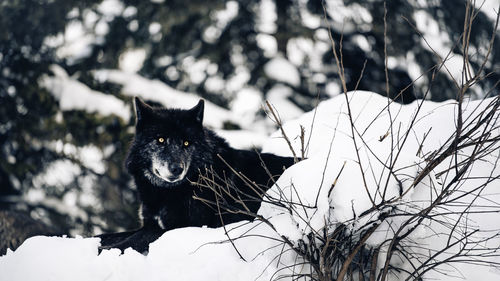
(190, 99), (204, 124)
(134, 97), (153, 122)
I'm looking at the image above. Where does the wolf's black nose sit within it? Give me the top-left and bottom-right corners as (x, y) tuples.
(170, 165), (183, 176)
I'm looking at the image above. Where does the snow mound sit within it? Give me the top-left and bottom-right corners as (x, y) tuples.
(261, 90), (500, 280)
(2, 91), (500, 281)
(0, 223), (294, 281)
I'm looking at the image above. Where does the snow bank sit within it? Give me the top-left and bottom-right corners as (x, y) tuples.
(262, 90), (500, 280)
(0, 223), (295, 281)
(2, 91), (500, 280)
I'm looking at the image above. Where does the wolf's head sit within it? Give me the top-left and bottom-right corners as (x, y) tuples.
(126, 97), (210, 188)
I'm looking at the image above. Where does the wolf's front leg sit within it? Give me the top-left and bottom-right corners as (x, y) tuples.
(98, 225), (165, 254)
(97, 229), (139, 248)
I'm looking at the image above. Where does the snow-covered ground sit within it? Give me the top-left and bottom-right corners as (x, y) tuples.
(2, 91), (500, 281)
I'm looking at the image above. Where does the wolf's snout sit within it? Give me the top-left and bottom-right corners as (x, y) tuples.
(169, 164), (183, 177)
(151, 158), (188, 184)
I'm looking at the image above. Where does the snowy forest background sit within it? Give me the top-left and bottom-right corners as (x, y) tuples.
(0, 0), (499, 256)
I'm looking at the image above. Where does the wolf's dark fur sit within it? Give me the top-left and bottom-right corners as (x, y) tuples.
(98, 98), (295, 253)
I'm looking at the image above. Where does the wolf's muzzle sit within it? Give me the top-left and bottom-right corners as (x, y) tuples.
(169, 163), (184, 177)
(151, 159), (188, 184)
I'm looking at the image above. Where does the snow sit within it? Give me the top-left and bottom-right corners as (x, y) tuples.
(480, 1), (500, 22)
(27, 143), (105, 226)
(202, 26), (220, 44)
(287, 37), (314, 66)
(257, 0), (277, 34)
(203, 1), (239, 43)
(413, 10), (474, 86)
(32, 159), (81, 189)
(123, 6), (138, 18)
(352, 34), (372, 52)
(229, 45), (246, 66)
(95, 20), (110, 37)
(297, 0), (321, 29)
(0, 224), (295, 281)
(78, 145), (107, 174)
(405, 51), (426, 87)
(93, 69), (233, 129)
(264, 56), (301, 87)
(266, 85), (304, 120)
(262, 91), (500, 280)
(48, 140), (106, 174)
(214, 129), (269, 150)
(325, 0), (373, 33)
(128, 20), (139, 32)
(154, 55), (173, 67)
(230, 87), (263, 128)
(44, 3), (126, 65)
(325, 81), (341, 97)
(41, 65), (131, 121)
(119, 48), (147, 73)
(42, 0), (128, 65)
(212, 1), (239, 28)
(225, 66), (251, 94)
(52, 21), (95, 64)
(2, 91), (500, 280)
(256, 33), (278, 58)
(148, 22), (161, 35)
(204, 75), (225, 93)
(287, 35), (330, 72)
(97, 0), (125, 19)
(262, 91), (431, 235)
(182, 57), (210, 84)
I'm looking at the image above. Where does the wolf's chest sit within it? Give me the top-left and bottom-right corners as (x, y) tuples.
(144, 198), (215, 230)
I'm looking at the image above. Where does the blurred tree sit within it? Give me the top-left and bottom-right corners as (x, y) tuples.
(0, 0), (137, 238)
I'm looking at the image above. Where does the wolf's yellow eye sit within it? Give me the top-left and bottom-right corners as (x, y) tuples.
(158, 137), (165, 143)
(183, 140), (189, 147)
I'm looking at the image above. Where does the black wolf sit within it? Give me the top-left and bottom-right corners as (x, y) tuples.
(98, 98), (295, 253)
